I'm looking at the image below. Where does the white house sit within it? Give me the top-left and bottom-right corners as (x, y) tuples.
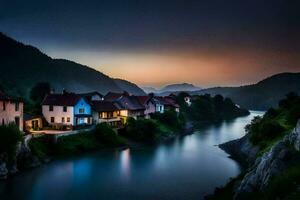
(0, 91), (23, 131)
(42, 93), (92, 128)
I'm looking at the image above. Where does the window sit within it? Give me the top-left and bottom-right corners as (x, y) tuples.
(67, 117), (70, 122)
(63, 106), (67, 112)
(79, 108), (85, 114)
(50, 117), (55, 123)
(15, 102), (19, 111)
(2, 118), (4, 125)
(3, 101), (5, 111)
(62, 117), (65, 123)
(49, 105), (53, 111)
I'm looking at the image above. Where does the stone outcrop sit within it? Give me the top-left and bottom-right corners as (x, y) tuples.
(234, 120), (300, 199)
(0, 139), (41, 180)
(219, 134), (260, 168)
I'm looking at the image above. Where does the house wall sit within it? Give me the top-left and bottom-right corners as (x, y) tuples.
(0, 100), (24, 131)
(74, 98), (92, 125)
(42, 105), (74, 125)
(144, 102), (156, 115)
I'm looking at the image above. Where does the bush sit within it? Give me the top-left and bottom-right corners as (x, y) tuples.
(0, 124), (22, 164)
(94, 123), (126, 146)
(151, 109), (184, 130)
(126, 118), (162, 143)
(248, 119), (286, 145)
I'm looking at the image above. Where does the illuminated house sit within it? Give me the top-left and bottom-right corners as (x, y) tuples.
(42, 92), (92, 129)
(137, 95), (165, 117)
(91, 100), (124, 127)
(104, 92), (145, 119)
(0, 91), (24, 131)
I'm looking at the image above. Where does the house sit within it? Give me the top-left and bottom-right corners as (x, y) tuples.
(0, 91), (24, 131)
(156, 96), (180, 113)
(105, 92), (145, 119)
(137, 95), (165, 117)
(91, 100), (124, 127)
(42, 93), (92, 129)
(24, 114), (44, 131)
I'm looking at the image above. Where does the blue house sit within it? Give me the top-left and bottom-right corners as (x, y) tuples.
(42, 92), (93, 128)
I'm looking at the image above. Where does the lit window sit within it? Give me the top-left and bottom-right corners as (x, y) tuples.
(79, 108), (85, 114)
(67, 117), (70, 122)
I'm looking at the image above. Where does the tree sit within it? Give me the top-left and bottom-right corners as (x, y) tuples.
(30, 82), (51, 103)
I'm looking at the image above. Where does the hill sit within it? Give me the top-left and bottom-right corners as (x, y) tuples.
(114, 79), (145, 95)
(0, 32), (144, 97)
(143, 83), (201, 95)
(193, 73), (300, 110)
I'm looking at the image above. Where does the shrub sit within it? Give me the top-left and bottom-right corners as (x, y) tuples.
(126, 118), (162, 143)
(94, 123), (126, 146)
(0, 123), (22, 164)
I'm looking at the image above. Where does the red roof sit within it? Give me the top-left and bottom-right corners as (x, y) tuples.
(136, 96), (150, 105)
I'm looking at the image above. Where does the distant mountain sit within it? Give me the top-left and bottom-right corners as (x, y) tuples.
(143, 83), (201, 95)
(0, 32), (144, 97)
(114, 79), (146, 95)
(193, 73), (300, 110)
(142, 87), (159, 94)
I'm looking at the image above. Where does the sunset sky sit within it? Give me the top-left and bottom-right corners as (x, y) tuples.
(1, 0), (299, 88)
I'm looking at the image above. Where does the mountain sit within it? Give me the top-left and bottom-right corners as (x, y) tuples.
(143, 83), (201, 95)
(193, 73), (300, 110)
(114, 79), (145, 95)
(0, 32), (145, 97)
(142, 87), (159, 94)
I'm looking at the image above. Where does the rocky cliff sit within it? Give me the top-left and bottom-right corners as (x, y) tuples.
(0, 140), (41, 179)
(227, 120), (300, 199)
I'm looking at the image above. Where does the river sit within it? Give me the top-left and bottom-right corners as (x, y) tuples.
(0, 111), (264, 200)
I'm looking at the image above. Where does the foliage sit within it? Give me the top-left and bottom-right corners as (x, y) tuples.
(94, 123), (127, 146)
(185, 94), (249, 122)
(246, 92), (300, 148)
(55, 132), (101, 155)
(125, 118), (166, 143)
(150, 109), (185, 130)
(0, 124), (22, 164)
(29, 82), (51, 103)
(28, 135), (53, 160)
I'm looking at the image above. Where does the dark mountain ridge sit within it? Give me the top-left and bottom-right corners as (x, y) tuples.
(0, 32), (145, 97)
(193, 72), (300, 110)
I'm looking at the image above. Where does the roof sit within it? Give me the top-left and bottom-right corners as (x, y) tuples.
(91, 101), (121, 112)
(0, 90), (22, 102)
(155, 96), (179, 108)
(136, 96), (150, 105)
(104, 92), (124, 101)
(42, 93), (82, 106)
(115, 95), (145, 111)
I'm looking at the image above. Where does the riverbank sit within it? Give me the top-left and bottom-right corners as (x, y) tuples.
(206, 93), (300, 199)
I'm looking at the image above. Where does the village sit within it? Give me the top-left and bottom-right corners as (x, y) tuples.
(0, 89), (192, 137)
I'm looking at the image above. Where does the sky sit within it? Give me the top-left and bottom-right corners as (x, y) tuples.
(1, 0), (299, 88)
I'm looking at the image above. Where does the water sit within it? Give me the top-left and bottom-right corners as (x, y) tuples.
(0, 111), (264, 200)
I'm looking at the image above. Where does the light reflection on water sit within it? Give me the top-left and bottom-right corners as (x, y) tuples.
(0, 111), (264, 200)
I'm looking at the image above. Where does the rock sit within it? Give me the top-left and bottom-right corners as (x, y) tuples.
(0, 162), (8, 179)
(219, 134), (260, 168)
(234, 120), (300, 199)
